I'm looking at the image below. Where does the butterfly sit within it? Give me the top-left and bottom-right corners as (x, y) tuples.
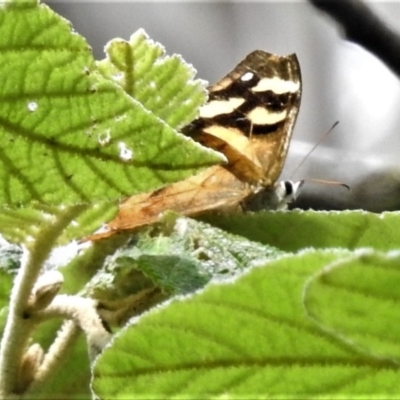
(87, 50), (302, 241)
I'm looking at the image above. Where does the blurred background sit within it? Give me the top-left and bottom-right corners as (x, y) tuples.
(44, 1), (400, 211)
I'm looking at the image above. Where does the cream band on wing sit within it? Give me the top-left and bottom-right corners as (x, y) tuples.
(199, 97), (245, 118)
(251, 76), (300, 94)
(204, 125), (250, 150)
(203, 124), (262, 168)
(246, 107), (287, 125)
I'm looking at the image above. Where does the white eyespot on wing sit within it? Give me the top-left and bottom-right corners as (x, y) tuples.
(240, 72), (254, 81)
(199, 97), (245, 118)
(251, 77), (300, 94)
(246, 107), (287, 125)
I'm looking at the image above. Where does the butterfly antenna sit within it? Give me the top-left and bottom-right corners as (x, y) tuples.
(304, 178), (350, 191)
(290, 121), (339, 180)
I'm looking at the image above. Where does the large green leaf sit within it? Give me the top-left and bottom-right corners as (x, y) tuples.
(205, 210), (400, 251)
(92, 250), (400, 398)
(0, 203), (91, 244)
(97, 29), (207, 130)
(0, 1), (223, 206)
(305, 250), (400, 362)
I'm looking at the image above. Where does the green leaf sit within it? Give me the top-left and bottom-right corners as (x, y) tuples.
(91, 249), (400, 398)
(86, 217), (282, 326)
(205, 210), (400, 251)
(0, 268), (13, 336)
(0, 200), (120, 244)
(0, 203), (91, 244)
(0, 2), (223, 206)
(97, 29), (207, 130)
(305, 250), (400, 363)
(0, 239), (22, 346)
(126, 216), (283, 289)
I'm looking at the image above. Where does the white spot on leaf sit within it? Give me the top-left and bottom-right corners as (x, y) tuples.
(98, 130), (111, 146)
(113, 72), (124, 82)
(115, 115), (126, 122)
(175, 217), (189, 237)
(27, 102), (38, 112)
(118, 142), (133, 161)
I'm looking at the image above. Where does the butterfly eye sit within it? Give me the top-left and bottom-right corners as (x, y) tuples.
(284, 180), (293, 195)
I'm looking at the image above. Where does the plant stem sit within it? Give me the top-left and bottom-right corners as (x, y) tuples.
(0, 205), (85, 397)
(22, 320), (80, 398)
(308, 0), (400, 78)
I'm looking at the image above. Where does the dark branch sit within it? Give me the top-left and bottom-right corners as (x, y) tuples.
(308, 0), (400, 78)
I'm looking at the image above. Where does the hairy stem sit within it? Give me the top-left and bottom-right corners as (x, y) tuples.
(0, 205), (86, 397)
(22, 294), (111, 397)
(22, 321), (80, 398)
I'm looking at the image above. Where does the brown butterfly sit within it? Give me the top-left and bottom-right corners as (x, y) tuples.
(87, 50), (302, 241)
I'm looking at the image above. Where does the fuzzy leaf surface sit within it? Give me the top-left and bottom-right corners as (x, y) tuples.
(206, 210), (400, 251)
(97, 29), (207, 130)
(305, 250), (400, 362)
(0, 2), (223, 206)
(92, 250), (400, 398)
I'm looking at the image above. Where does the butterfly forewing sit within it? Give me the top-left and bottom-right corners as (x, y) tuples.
(186, 50), (301, 186)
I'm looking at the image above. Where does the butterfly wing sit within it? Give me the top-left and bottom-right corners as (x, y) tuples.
(86, 166), (251, 241)
(185, 50), (301, 186)
(87, 51), (301, 241)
